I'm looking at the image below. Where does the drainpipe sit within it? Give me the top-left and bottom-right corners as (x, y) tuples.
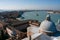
(29, 35), (31, 40)
(27, 27), (32, 40)
(29, 31), (31, 40)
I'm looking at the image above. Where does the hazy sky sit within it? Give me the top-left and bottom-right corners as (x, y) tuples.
(0, 0), (60, 10)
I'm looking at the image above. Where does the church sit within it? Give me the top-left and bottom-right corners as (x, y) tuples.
(22, 14), (60, 40)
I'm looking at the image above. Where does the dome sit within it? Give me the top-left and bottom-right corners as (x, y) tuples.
(39, 14), (57, 33)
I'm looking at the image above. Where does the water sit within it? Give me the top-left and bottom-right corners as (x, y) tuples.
(20, 11), (60, 24)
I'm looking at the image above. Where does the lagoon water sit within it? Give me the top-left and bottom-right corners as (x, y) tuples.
(20, 11), (60, 24)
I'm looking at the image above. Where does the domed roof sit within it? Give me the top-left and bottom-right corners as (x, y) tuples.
(39, 14), (57, 33)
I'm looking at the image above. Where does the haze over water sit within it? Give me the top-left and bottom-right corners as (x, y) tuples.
(21, 11), (60, 24)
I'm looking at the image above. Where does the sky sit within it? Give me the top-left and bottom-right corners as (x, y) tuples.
(0, 0), (60, 10)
